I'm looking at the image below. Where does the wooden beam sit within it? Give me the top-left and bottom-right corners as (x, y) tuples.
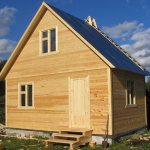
(107, 68), (113, 136)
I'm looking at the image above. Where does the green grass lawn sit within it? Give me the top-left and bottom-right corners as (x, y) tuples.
(1, 130), (150, 150)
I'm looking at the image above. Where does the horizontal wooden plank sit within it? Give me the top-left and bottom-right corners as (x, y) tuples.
(112, 70), (146, 135)
(6, 8), (110, 135)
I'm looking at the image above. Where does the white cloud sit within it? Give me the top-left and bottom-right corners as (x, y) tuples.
(0, 6), (17, 57)
(0, 7), (17, 36)
(102, 21), (144, 39)
(102, 21), (150, 71)
(121, 28), (150, 71)
(0, 39), (16, 54)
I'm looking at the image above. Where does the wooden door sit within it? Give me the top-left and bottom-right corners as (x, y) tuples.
(69, 77), (90, 129)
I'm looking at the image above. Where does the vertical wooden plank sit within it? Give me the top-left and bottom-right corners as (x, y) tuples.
(86, 76), (90, 129)
(144, 78), (147, 126)
(68, 77), (72, 128)
(5, 79), (8, 127)
(107, 68), (113, 135)
(69, 77), (90, 129)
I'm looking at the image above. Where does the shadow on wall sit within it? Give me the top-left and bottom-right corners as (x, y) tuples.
(147, 90), (150, 130)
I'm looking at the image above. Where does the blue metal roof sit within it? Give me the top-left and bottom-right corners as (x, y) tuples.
(49, 4), (150, 76)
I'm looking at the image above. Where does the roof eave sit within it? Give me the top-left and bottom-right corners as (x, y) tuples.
(0, 2), (47, 80)
(44, 3), (115, 68)
(0, 2), (116, 80)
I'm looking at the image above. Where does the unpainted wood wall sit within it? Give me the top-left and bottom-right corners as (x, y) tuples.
(6, 9), (110, 135)
(112, 69), (146, 135)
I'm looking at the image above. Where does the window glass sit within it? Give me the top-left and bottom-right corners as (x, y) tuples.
(50, 29), (56, 52)
(21, 94), (26, 106)
(28, 85), (32, 106)
(126, 80), (135, 105)
(42, 31), (48, 38)
(42, 40), (48, 53)
(21, 85), (25, 92)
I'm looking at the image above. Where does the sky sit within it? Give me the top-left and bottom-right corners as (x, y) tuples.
(0, 0), (150, 71)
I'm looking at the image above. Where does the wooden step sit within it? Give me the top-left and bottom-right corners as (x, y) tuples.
(46, 129), (93, 150)
(45, 138), (80, 150)
(53, 133), (84, 141)
(46, 138), (77, 144)
(59, 129), (93, 136)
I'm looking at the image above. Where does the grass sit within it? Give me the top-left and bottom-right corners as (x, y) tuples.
(0, 137), (69, 150)
(0, 137), (46, 150)
(1, 131), (150, 150)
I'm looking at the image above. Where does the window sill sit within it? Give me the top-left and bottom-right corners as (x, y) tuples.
(125, 104), (137, 108)
(39, 51), (59, 56)
(17, 106), (35, 110)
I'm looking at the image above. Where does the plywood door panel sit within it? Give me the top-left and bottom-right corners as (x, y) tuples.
(70, 77), (90, 129)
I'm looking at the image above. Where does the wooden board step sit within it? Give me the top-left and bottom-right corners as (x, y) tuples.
(45, 138), (80, 150)
(53, 133), (84, 141)
(46, 138), (77, 144)
(46, 130), (93, 150)
(59, 129), (93, 136)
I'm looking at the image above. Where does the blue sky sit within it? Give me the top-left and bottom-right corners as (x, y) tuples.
(0, 0), (150, 70)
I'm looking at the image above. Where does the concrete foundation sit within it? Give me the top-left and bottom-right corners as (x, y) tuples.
(92, 135), (112, 145)
(6, 128), (52, 138)
(6, 128), (113, 145)
(6, 126), (146, 145)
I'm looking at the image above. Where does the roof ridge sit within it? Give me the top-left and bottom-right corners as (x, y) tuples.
(93, 27), (146, 71)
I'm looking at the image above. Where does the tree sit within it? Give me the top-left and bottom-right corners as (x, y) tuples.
(0, 60), (7, 96)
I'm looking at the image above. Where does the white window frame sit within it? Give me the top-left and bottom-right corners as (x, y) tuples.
(125, 80), (136, 107)
(18, 82), (34, 109)
(39, 27), (58, 55)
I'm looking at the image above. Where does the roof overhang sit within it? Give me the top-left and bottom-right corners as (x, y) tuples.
(0, 2), (47, 80)
(1, 2), (149, 80)
(0, 2), (116, 80)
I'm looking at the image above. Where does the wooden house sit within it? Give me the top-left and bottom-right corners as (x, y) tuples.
(0, 2), (149, 146)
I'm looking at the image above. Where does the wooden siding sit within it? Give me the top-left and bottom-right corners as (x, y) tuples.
(6, 10), (110, 134)
(112, 69), (146, 135)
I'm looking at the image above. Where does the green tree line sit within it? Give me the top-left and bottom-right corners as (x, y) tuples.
(0, 60), (7, 96)
(0, 60), (6, 124)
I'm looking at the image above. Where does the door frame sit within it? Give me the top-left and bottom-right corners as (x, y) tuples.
(68, 76), (90, 129)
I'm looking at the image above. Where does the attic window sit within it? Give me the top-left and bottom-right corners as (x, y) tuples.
(40, 28), (57, 54)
